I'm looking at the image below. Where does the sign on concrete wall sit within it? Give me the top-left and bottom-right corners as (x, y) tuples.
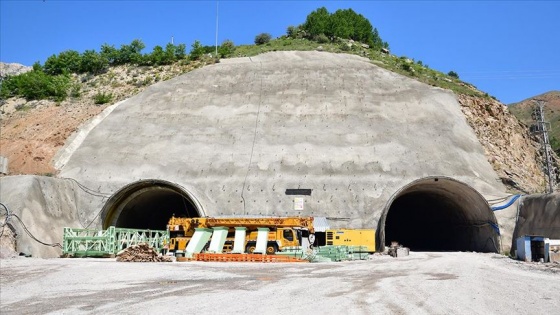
(294, 197), (304, 211)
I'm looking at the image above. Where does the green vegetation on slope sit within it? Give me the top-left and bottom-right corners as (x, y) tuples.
(1, 6), (489, 103)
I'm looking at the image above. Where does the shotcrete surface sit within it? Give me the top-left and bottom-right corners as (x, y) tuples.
(1, 252), (558, 314)
(57, 51), (505, 227)
(0, 175), (99, 258)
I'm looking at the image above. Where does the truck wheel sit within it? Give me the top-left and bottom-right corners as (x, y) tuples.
(266, 243), (278, 255)
(245, 244), (256, 254)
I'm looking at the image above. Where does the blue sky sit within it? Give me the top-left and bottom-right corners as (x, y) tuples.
(1, 1), (558, 104)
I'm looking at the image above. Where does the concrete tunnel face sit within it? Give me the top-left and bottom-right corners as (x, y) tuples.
(379, 177), (500, 253)
(101, 180), (201, 230)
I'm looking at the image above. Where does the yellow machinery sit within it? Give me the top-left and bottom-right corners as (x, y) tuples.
(325, 229), (376, 252)
(167, 216), (314, 255)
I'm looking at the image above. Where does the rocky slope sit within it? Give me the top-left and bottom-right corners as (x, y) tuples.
(0, 60), (210, 175)
(0, 58), (556, 193)
(457, 94), (558, 193)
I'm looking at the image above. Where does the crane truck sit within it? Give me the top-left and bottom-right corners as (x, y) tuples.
(166, 216), (315, 256)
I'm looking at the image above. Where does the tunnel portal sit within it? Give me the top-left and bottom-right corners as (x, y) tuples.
(101, 180), (201, 230)
(379, 177), (499, 253)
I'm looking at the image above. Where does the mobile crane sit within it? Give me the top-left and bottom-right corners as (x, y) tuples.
(166, 216), (315, 255)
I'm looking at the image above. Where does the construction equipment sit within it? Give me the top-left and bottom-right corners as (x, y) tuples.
(325, 229), (376, 252)
(62, 226), (169, 257)
(166, 216), (314, 256)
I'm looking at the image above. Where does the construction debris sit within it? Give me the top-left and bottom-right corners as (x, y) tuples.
(388, 242), (409, 258)
(116, 243), (172, 262)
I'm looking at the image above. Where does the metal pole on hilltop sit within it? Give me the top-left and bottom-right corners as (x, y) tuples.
(215, 1), (219, 57)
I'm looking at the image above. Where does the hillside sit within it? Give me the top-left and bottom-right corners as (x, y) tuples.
(0, 39), (557, 193)
(0, 59), (213, 174)
(509, 91), (560, 154)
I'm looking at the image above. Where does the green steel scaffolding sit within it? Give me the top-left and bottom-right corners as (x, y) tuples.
(62, 226), (169, 257)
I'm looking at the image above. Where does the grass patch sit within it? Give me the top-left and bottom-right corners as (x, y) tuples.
(93, 92), (113, 105)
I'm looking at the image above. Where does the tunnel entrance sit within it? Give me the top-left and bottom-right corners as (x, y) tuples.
(101, 180), (202, 230)
(378, 177), (499, 253)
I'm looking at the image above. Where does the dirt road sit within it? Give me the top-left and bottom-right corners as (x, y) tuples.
(1, 252), (558, 314)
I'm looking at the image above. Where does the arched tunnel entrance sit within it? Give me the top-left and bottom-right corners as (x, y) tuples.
(101, 180), (202, 230)
(378, 177), (500, 253)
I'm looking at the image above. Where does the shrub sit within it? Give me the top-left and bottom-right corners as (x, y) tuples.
(287, 25), (299, 39)
(448, 71), (459, 79)
(314, 33), (330, 44)
(402, 63), (413, 72)
(93, 92), (113, 104)
(254, 33), (272, 45)
(218, 40), (235, 58)
(339, 42), (351, 51)
(0, 70), (70, 101)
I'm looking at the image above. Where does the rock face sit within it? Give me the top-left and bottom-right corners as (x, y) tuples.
(457, 94), (559, 193)
(0, 62), (31, 80)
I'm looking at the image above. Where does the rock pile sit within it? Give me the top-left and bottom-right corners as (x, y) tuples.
(116, 243), (172, 262)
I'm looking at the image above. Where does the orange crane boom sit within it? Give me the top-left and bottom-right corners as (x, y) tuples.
(168, 216), (315, 233)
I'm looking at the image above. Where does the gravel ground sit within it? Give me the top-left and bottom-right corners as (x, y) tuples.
(1, 252), (559, 315)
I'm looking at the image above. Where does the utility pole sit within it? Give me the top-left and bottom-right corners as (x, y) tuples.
(531, 99), (556, 193)
(215, 1), (219, 57)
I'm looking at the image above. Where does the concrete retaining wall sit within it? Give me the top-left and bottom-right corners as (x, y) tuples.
(511, 193), (560, 254)
(0, 176), (101, 258)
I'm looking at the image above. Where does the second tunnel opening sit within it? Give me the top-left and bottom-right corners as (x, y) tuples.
(380, 177), (499, 253)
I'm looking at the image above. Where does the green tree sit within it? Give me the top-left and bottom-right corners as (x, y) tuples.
(302, 7), (331, 38)
(149, 45), (165, 65)
(254, 33), (272, 45)
(115, 39), (145, 65)
(80, 50), (108, 74)
(175, 43), (187, 60)
(100, 43), (119, 65)
(164, 43), (177, 64)
(43, 50), (82, 75)
(301, 7), (387, 49)
(189, 40), (205, 60)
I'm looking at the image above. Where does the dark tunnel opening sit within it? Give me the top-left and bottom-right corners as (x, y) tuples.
(101, 180), (201, 230)
(379, 177), (499, 253)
